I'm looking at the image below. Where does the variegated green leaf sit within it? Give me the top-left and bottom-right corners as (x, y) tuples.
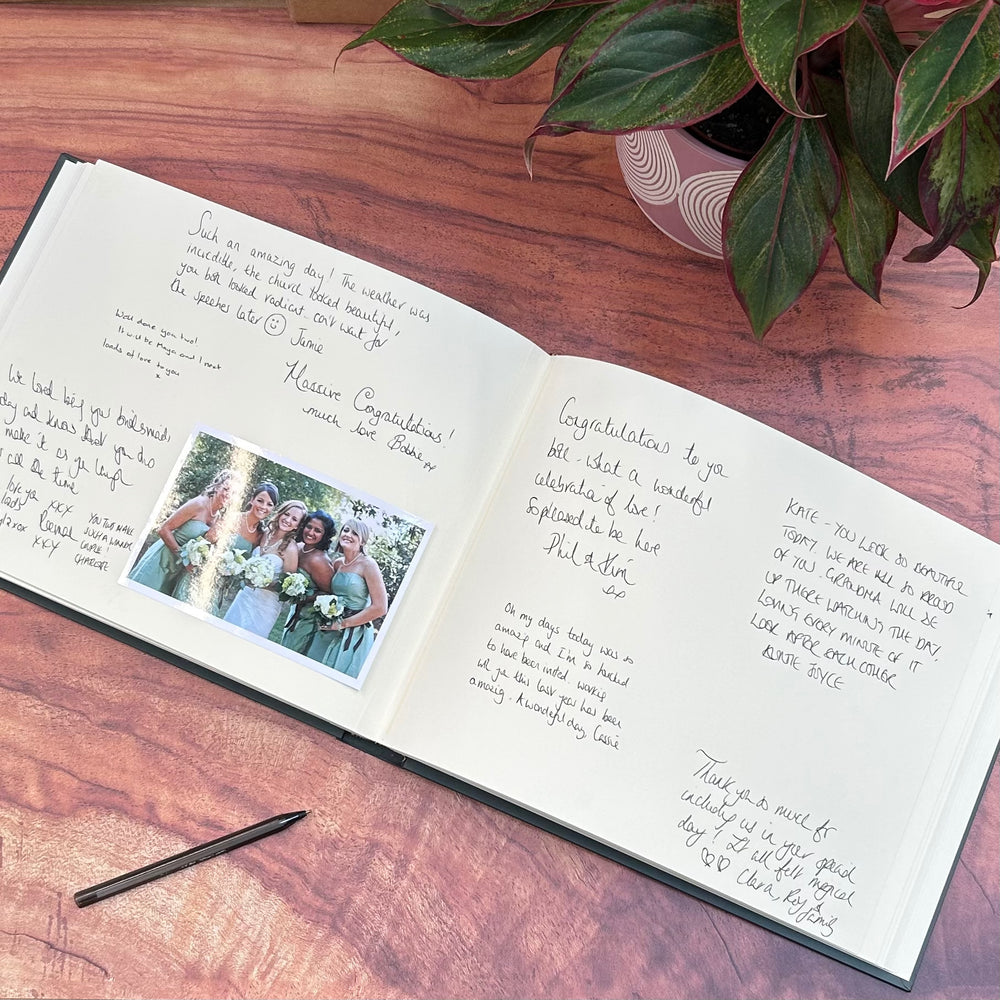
(890, 0), (1000, 173)
(845, 8), (996, 283)
(724, 114), (839, 338)
(433, 0), (592, 26)
(955, 211), (1000, 272)
(345, 0), (596, 79)
(905, 86), (1000, 262)
(550, 0), (654, 99)
(843, 7), (926, 226)
(533, 0), (754, 135)
(814, 75), (897, 300)
(738, 0), (864, 115)
(954, 213), (999, 302)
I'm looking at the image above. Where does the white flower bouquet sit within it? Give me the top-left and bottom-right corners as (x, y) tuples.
(243, 554), (278, 589)
(179, 535), (211, 568)
(279, 571), (312, 602)
(313, 593), (344, 620)
(218, 547), (248, 578)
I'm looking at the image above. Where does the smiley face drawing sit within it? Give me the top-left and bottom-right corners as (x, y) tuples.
(263, 312), (286, 337)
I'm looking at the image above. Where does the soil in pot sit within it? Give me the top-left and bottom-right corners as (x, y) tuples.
(685, 85), (784, 160)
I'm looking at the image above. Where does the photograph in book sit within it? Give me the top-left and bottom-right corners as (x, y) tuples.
(122, 428), (431, 688)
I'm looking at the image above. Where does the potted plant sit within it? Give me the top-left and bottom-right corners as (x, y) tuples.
(345, 0), (998, 338)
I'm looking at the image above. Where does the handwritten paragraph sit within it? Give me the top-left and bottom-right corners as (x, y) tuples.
(99, 204), (458, 476)
(468, 599), (635, 752)
(748, 497), (971, 694)
(172, 208), (433, 353)
(676, 749), (854, 941)
(102, 308), (223, 381)
(524, 396), (736, 600)
(1, 363), (162, 567)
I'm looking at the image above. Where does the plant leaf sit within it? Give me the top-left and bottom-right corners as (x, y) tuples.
(955, 214), (998, 303)
(738, 0), (864, 116)
(724, 114), (840, 338)
(843, 6), (927, 226)
(956, 210), (1000, 271)
(905, 85), (1000, 262)
(889, 0), (1000, 173)
(523, 123), (574, 175)
(532, 0), (754, 135)
(344, 0), (597, 79)
(813, 74), (897, 301)
(550, 0), (656, 99)
(431, 0), (562, 26)
(846, 9), (998, 286)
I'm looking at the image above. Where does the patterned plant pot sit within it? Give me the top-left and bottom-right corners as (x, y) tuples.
(615, 127), (746, 259)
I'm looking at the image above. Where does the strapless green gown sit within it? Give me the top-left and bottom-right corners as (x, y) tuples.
(306, 571), (374, 679)
(210, 534), (255, 617)
(279, 569), (318, 655)
(128, 518), (210, 595)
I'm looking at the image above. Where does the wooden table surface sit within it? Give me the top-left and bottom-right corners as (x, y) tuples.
(0, 4), (996, 999)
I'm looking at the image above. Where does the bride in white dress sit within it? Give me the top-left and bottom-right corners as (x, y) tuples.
(224, 499), (307, 638)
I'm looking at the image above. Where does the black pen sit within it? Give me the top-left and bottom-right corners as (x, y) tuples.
(74, 810), (308, 907)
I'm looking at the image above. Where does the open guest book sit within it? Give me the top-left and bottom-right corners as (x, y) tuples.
(1, 157), (997, 989)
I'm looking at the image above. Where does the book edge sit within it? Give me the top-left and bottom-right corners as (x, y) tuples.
(0, 153), (82, 284)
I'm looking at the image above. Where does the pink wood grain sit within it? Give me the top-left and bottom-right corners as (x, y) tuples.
(0, 5), (996, 999)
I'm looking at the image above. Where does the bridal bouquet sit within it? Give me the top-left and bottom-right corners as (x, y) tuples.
(179, 535), (211, 568)
(243, 554), (278, 589)
(313, 593), (345, 620)
(282, 583), (336, 635)
(279, 572), (313, 601)
(218, 547), (248, 578)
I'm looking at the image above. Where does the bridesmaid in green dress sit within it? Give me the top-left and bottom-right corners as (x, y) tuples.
(127, 468), (241, 596)
(182, 481), (278, 615)
(280, 510), (338, 655)
(308, 519), (388, 679)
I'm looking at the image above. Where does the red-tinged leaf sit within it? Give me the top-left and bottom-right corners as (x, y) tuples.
(523, 124), (574, 175)
(550, 0), (656, 99)
(345, 0), (597, 79)
(724, 114), (840, 338)
(889, 0), (1000, 173)
(955, 212), (1000, 295)
(432, 0), (596, 26)
(845, 9), (997, 289)
(814, 75), (897, 301)
(738, 0), (864, 116)
(905, 86), (1000, 261)
(956, 214), (998, 302)
(843, 7), (927, 226)
(533, 0), (754, 135)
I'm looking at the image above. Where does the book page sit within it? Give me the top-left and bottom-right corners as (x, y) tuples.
(386, 354), (1000, 977)
(0, 156), (90, 316)
(0, 160), (548, 739)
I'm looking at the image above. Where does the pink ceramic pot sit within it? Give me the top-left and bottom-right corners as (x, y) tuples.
(615, 128), (745, 259)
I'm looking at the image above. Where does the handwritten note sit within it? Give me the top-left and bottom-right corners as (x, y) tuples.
(467, 598), (635, 751)
(745, 496), (971, 695)
(675, 749), (854, 941)
(93, 205), (461, 476)
(522, 395), (737, 600)
(1, 362), (163, 568)
(102, 308), (222, 380)
(172, 208), (433, 353)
